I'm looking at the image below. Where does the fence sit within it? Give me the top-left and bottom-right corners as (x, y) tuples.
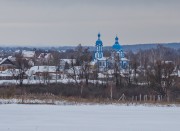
(118, 93), (169, 103)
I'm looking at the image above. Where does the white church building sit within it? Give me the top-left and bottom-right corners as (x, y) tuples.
(93, 33), (108, 71)
(93, 33), (129, 71)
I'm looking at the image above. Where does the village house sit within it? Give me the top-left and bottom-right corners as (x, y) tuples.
(38, 53), (54, 64)
(26, 66), (62, 81)
(22, 50), (36, 60)
(59, 59), (76, 71)
(0, 58), (16, 71)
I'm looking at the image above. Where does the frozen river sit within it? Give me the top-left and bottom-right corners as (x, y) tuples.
(0, 104), (180, 131)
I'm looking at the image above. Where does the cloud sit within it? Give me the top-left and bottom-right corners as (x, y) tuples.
(0, 0), (179, 46)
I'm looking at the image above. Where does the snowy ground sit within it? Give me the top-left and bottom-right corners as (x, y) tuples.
(0, 104), (180, 131)
(0, 79), (102, 85)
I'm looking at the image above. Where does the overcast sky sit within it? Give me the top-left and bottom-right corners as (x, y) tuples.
(0, 0), (180, 46)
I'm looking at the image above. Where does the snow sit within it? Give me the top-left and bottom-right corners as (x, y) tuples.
(60, 59), (76, 64)
(96, 57), (107, 61)
(0, 79), (71, 85)
(0, 104), (179, 131)
(67, 66), (82, 75)
(98, 72), (106, 78)
(38, 53), (52, 60)
(121, 57), (129, 61)
(90, 61), (96, 66)
(0, 78), (102, 85)
(0, 58), (8, 65)
(27, 66), (57, 75)
(0, 99), (74, 105)
(0, 69), (19, 77)
(8, 56), (16, 61)
(22, 50), (35, 58)
(15, 50), (20, 53)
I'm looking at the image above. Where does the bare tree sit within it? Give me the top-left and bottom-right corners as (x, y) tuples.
(67, 57), (81, 86)
(52, 51), (61, 84)
(131, 55), (138, 85)
(162, 61), (175, 97)
(92, 63), (99, 86)
(80, 47), (92, 85)
(112, 52), (121, 87)
(15, 53), (29, 86)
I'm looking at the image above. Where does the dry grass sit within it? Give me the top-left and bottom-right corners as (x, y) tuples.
(1, 93), (179, 106)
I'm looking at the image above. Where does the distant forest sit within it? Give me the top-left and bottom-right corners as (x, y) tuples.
(0, 43), (180, 52)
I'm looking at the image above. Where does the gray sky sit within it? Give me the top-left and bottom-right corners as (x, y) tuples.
(0, 0), (180, 46)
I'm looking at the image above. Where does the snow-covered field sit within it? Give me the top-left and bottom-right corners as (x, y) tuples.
(0, 104), (180, 131)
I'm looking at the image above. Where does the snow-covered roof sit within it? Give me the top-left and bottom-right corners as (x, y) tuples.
(22, 50), (35, 58)
(8, 56), (12, 59)
(0, 58), (7, 65)
(107, 69), (114, 74)
(90, 61), (96, 66)
(60, 59), (76, 64)
(0, 58), (13, 65)
(96, 57), (107, 61)
(98, 73), (106, 78)
(28, 60), (35, 66)
(45, 53), (52, 59)
(26, 66), (57, 76)
(38, 53), (44, 59)
(15, 50), (20, 53)
(38, 53), (52, 59)
(26, 66), (60, 76)
(8, 56), (16, 61)
(66, 66), (82, 75)
(121, 57), (129, 61)
(164, 61), (173, 64)
(0, 69), (19, 77)
(59, 50), (66, 53)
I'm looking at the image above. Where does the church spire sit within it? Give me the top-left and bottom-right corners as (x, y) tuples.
(112, 35), (121, 51)
(95, 33), (103, 46)
(98, 33), (101, 39)
(95, 33), (103, 59)
(115, 35), (119, 43)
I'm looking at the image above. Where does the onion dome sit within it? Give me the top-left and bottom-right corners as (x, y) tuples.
(95, 33), (103, 46)
(112, 36), (122, 51)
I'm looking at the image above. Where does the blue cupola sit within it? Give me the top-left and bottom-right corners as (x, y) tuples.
(112, 35), (125, 58)
(112, 36), (122, 52)
(95, 33), (103, 46)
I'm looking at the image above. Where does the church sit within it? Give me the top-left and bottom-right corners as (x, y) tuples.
(93, 33), (129, 71)
(93, 33), (108, 71)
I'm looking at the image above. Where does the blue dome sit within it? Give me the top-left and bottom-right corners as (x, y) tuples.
(96, 40), (103, 46)
(112, 36), (122, 51)
(95, 33), (103, 46)
(112, 43), (122, 51)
